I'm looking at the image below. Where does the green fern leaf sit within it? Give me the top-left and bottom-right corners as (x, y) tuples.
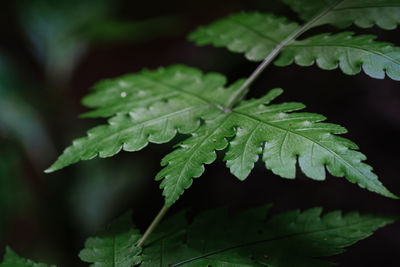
(0, 247), (55, 267)
(47, 65), (396, 205)
(189, 13), (400, 80)
(45, 65), (240, 173)
(80, 64), (234, 118)
(45, 101), (204, 172)
(141, 206), (395, 266)
(188, 12), (299, 61)
(155, 111), (236, 205)
(78, 211), (142, 267)
(282, 0), (400, 30)
(275, 32), (400, 80)
(157, 88), (396, 207)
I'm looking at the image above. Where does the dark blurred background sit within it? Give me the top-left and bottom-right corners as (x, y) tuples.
(0, 0), (399, 266)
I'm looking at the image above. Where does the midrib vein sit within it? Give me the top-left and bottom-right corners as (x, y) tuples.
(81, 106), (205, 153)
(170, 218), (380, 266)
(168, 115), (230, 199)
(232, 111), (373, 183)
(141, 74), (225, 111)
(227, 17), (283, 44)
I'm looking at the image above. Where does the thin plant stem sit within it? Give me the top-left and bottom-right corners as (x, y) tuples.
(225, 0), (345, 110)
(137, 204), (170, 247)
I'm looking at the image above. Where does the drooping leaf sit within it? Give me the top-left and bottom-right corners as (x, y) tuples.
(141, 206), (395, 266)
(189, 13), (400, 80)
(47, 65), (397, 205)
(157, 87), (397, 206)
(45, 65), (240, 173)
(0, 247), (55, 267)
(78, 211), (142, 267)
(275, 32), (400, 80)
(282, 0), (400, 30)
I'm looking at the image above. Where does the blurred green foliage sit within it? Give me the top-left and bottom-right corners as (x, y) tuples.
(17, 0), (182, 85)
(0, 57), (54, 169)
(1, 0), (179, 261)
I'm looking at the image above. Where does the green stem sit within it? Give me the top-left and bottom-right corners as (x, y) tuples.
(137, 204), (170, 247)
(225, 0), (345, 110)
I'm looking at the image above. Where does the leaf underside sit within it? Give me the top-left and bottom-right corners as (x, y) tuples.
(140, 206), (395, 266)
(45, 65), (241, 173)
(46, 65), (397, 206)
(189, 12), (400, 80)
(157, 85), (397, 206)
(78, 211), (142, 267)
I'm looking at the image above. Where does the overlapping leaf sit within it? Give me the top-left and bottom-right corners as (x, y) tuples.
(189, 13), (400, 80)
(0, 247), (55, 267)
(78, 211), (142, 267)
(141, 206), (395, 266)
(157, 87), (397, 206)
(282, 0), (400, 30)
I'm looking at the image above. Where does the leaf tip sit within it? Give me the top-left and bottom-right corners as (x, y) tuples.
(387, 192), (399, 200)
(44, 162), (62, 173)
(44, 167), (54, 174)
(375, 185), (399, 200)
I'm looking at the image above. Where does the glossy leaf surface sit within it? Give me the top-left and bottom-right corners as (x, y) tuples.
(47, 65), (397, 206)
(189, 13), (400, 80)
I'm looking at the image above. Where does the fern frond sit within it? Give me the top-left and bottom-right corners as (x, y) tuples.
(45, 65), (240, 173)
(46, 101), (204, 173)
(283, 0), (400, 30)
(0, 247), (55, 267)
(155, 111), (236, 205)
(188, 12), (299, 61)
(275, 32), (400, 80)
(78, 211), (142, 267)
(47, 65), (396, 205)
(81, 64), (234, 118)
(189, 13), (400, 80)
(157, 88), (397, 207)
(141, 206), (395, 266)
